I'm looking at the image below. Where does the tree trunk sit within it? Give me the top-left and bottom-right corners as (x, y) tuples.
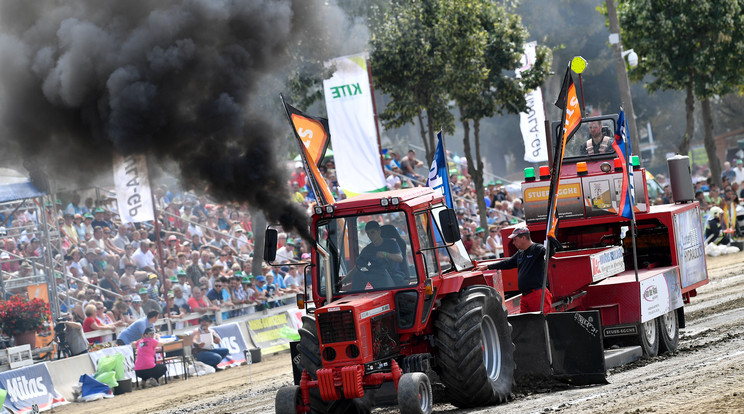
(678, 83), (695, 155)
(472, 119), (489, 239)
(426, 111), (436, 166)
(251, 209), (266, 278)
(701, 98), (722, 188)
(418, 111), (430, 163)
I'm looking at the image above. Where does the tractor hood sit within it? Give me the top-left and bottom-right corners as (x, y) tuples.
(315, 291), (400, 369)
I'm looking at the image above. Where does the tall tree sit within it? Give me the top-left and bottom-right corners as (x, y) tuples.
(616, 0), (744, 187)
(440, 0), (550, 233)
(370, 0), (454, 164)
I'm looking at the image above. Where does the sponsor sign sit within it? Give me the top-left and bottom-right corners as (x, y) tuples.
(246, 312), (294, 354)
(212, 323), (249, 367)
(0, 363), (67, 413)
(603, 325), (638, 337)
(516, 42), (548, 163)
(640, 268), (683, 323)
(523, 178), (584, 222)
(589, 246), (625, 282)
(360, 304), (390, 320)
(113, 154), (155, 223)
(673, 206), (707, 288)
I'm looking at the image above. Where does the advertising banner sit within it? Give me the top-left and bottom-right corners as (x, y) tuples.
(211, 323), (249, 367)
(246, 312), (294, 354)
(523, 178), (584, 222)
(673, 206), (707, 288)
(112, 154), (155, 223)
(640, 268), (683, 323)
(516, 42), (547, 163)
(589, 246), (625, 282)
(0, 363), (68, 413)
(323, 54), (386, 196)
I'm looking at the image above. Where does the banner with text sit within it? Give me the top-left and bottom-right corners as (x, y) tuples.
(212, 323), (249, 367)
(113, 154), (155, 223)
(246, 312), (295, 354)
(516, 42), (547, 163)
(0, 363), (68, 413)
(323, 53), (387, 196)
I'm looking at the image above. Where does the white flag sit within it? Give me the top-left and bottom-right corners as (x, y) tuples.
(516, 42), (548, 163)
(113, 154), (155, 223)
(323, 53), (387, 196)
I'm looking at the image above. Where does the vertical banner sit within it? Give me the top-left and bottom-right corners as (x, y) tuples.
(516, 42), (548, 163)
(112, 154), (154, 223)
(426, 131), (454, 208)
(323, 53), (387, 196)
(0, 363), (68, 412)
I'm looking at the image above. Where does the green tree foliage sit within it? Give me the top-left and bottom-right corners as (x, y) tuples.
(371, 0), (549, 233)
(617, 0), (744, 187)
(369, 0), (454, 164)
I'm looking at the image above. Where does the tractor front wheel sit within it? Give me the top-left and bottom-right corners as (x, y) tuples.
(657, 310), (679, 354)
(275, 385), (301, 414)
(638, 318), (659, 358)
(434, 286), (515, 408)
(397, 373), (432, 414)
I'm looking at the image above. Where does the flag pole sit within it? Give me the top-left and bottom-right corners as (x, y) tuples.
(624, 111), (640, 282)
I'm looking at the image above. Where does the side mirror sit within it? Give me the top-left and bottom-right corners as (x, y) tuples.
(438, 209), (461, 244)
(263, 228), (278, 263)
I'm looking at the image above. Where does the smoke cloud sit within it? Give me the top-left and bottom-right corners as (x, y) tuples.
(0, 0), (367, 241)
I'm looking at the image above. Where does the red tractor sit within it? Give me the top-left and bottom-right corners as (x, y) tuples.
(269, 114), (707, 413)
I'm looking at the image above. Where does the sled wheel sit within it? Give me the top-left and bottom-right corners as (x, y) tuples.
(398, 373), (432, 414)
(434, 286), (515, 407)
(657, 310), (679, 354)
(638, 318), (659, 358)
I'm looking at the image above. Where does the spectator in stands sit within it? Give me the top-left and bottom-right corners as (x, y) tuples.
(275, 238), (296, 263)
(192, 315), (230, 369)
(511, 199), (525, 219)
(111, 297), (135, 326)
(82, 303), (116, 344)
(134, 327), (167, 387)
(130, 294), (147, 319)
(187, 286), (219, 314)
(400, 149), (424, 181)
(132, 240), (158, 275)
(175, 270), (192, 297)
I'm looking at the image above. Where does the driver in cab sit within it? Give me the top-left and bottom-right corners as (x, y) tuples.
(581, 121), (612, 155)
(345, 220), (406, 290)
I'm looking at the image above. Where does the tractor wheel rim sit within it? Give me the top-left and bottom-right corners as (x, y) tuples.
(481, 315), (502, 381)
(418, 381), (431, 411)
(644, 319), (657, 345)
(662, 311), (676, 338)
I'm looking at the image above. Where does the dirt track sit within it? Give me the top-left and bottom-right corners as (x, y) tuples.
(54, 252), (744, 414)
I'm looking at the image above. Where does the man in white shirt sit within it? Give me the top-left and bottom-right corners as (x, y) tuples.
(735, 159), (744, 186)
(132, 239), (158, 275)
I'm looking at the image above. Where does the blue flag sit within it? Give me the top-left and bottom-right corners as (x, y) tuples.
(612, 109), (635, 219)
(427, 131), (453, 208)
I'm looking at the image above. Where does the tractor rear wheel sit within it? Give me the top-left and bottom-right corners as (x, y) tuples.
(297, 315), (372, 414)
(637, 318), (659, 358)
(434, 286), (515, 408)
(657, 310), (679, 354)
(275, 385), (301, 414)
(397, 373), (432, 414)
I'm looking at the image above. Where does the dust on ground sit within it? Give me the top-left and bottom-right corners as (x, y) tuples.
(53, 252), (744, 414)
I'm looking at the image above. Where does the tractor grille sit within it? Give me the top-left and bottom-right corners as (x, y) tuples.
(318, 310), (357, 344)
(371, 312), (399, 360)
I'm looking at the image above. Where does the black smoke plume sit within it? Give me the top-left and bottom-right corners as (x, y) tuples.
(0, 0), (365, 242)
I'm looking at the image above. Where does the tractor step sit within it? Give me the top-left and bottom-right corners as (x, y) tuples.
(604, 346), (642, 369)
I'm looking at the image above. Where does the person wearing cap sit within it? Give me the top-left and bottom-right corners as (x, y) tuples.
(344, 220), (407, 290)
(91, 207), (110, 231)
(705, 206), (730, 246)
(275, 238), (296, 263)
(133, 326), (167, 387)
(192, 315), (231, 369)
(129, 294), (147, 320)
(480, 227), (552, 314)
(175, 270), (192, 297)
(145, 273), (161, 301)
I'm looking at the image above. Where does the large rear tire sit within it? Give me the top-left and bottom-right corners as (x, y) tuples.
(275, 385), (301, 414)
(434, 286), (515, 408)
(638, 318), (659, 358)
(398, 373), (433, 414)
(297, 315), (372, 414)
(657, 310), (679, 354)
